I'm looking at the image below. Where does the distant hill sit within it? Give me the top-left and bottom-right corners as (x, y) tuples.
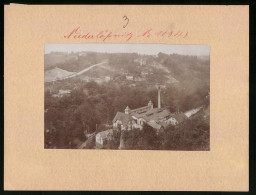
(45, 52), (109, 72)
(44, 52), (210, 96)
(45, 67), (75, 82)
(198, 55), (210, 61)
(44, 52), (77, 70)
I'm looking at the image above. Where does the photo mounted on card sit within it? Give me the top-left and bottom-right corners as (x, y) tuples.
(5, 4), (249, 191)
(44, 43), (210, 150)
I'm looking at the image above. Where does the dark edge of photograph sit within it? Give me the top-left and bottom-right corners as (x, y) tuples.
(1, 0), (255, 195)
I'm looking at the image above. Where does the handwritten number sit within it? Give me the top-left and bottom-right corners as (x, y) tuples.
(123, 15), (129, 28)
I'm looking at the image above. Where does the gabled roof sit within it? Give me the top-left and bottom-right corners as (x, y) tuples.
(132, 108), (171, 122)
(147, 121), (162, 130)
(112, 112), (134, 126)
(130, 105), (152, 114)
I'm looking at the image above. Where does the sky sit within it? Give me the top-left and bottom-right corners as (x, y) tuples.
(45, 43), (210, 56)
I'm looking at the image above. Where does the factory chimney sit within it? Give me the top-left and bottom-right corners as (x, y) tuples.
(157, 85), (161, 109)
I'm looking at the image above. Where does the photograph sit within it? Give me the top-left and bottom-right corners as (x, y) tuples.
(44, 43), (210, 150)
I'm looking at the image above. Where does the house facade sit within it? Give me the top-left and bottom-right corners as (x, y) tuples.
(95, 129), (113, 149)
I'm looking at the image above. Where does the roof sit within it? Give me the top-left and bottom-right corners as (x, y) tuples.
(184, 107), (203, 118)
(112, 112), (134, 126)
(130, 105), (152, 114)
(132, 107), (187, 128)
(132, 108), (171, 122)
(147, 121), (162, 130)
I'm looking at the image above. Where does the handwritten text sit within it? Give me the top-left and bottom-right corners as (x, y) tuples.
(64, 27), (188, 42)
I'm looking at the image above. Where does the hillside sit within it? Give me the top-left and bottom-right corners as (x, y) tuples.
(45, 67), (75, 82)
(44, 52), (77, 70)
(44, 51), (210, 149)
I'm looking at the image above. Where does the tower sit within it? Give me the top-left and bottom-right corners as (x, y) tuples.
(148, 100), (153, 109)
(157, 85), (161, 109)
(125, 106), (130, 114)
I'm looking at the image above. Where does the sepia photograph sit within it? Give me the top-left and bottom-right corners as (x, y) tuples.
(44, 43), (210, 150)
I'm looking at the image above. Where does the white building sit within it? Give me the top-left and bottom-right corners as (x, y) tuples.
(95, 129), (113, 149)
(184, 107), (203, 118)
(52, 89), (71, 98)
(104, 76), (111, 82)
(126, 75), (134, 80)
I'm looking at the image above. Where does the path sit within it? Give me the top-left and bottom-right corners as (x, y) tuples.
(64, 61), (108, 80)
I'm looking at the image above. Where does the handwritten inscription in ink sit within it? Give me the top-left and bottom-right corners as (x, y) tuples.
(123, 15), (129, 28)
(64, 27), (188, 42)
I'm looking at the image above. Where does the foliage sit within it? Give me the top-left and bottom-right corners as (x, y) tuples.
(44, 52), (210, 149)
(113, 111), (209, 151)
(105, 130), (121, 149)
(161, 110), (210, 151)
(121, 124), (161, 150)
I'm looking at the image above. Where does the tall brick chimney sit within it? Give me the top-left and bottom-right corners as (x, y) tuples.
(157, 85), (161, 109)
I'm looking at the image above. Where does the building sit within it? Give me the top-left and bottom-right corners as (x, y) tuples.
(104, 76), (111, 82)
(112, 112), (136, 130)
(52, 89), (71, 98)
(184, 107), (203, 118)
(126, 75), (134, 80)
(140, 71), (148, 77)
(112, 86), (187, 132)
(95, 129), (113, 149)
